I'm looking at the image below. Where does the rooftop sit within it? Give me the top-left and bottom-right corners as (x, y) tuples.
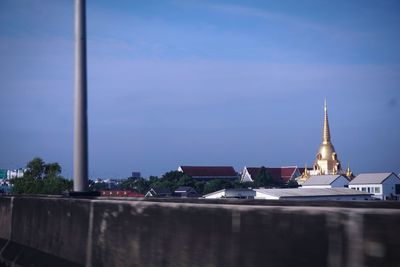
(349, 173), (398, 185)
(302, 175), (347, 186)
(254, 188), (372, 198)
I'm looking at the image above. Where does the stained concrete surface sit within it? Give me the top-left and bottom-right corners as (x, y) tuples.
(0, 196), (399, 267)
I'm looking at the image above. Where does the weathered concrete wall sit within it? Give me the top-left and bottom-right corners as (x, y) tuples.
(0, 196), (399, 267)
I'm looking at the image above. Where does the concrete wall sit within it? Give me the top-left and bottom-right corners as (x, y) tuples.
(1, 196), (400, 267)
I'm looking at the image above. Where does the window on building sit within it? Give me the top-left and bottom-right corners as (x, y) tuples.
(375, 187), (381, 194)
(367, 187), (370, 193)
(361, 188), (366, 192)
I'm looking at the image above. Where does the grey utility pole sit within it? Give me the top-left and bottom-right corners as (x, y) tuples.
(73, 0), (88, 192)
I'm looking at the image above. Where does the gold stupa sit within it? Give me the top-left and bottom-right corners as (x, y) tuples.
(313, 99), (341, 175)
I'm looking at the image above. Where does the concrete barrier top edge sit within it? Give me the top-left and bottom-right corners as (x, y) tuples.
(2, 195), (400, 214)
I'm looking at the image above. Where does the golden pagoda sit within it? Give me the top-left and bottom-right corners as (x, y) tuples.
(313, 99), (341, 175)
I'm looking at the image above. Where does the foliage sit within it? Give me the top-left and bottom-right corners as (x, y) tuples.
(120, 177), (150, 194)
(253, 166), (274, 188)
(11, 157), (72, 195)
(146, 171), (193, 192)
(285, 179), (299, 188)
(203, 179), (234, 195)
(23, 157), (62, 180)
(24, 157), (45, 179)
(89, 181), (109, 191)
(11, 176), (72, 195)
(44, 163), (62, 178)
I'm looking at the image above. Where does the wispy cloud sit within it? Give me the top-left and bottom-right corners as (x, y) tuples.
(192, 2), (371, 41)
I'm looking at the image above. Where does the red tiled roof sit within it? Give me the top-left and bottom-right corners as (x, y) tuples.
(246, 167), (262, 179)
(180, 166), (237, 177)
(100, 190), (144, 197)
(246, 167), (298, 183)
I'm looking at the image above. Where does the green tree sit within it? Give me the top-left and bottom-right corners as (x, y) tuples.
(149, 176), (159, 182)
(120, 177), (150, 194)
(254, 166), (274, 188)
(162, 171), (187, 183)
(89, 181), (108, 191)
(11, 157), (72, 195)
(176, 175), (195, 188)
(44, 163), (62, 178)
(203, 179), (234, 195)
(149, 179), (175, 191)
(285, 179), (299, 188)
(25, 157), (45, 179)
(147, 171), (194, 192)
(194, 181), (206, 195)
(41, 176), (72, 194)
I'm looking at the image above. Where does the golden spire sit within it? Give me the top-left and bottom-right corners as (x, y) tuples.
(346, 162), (353, 178)
(323, 98), (331, 144)
(297, 164), (310, 185)
(314, 99), (341, 175)
(303, 164), (310, 178)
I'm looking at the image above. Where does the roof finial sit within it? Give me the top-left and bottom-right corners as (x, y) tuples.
(346, 162), (353, 179)
(323, 98), (331, 144)
(303, 163), (309, 178)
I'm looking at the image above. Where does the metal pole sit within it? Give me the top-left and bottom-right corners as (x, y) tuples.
(73, 0), (88, 192)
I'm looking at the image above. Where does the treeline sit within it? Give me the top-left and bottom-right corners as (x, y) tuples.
(93, 167), (298, 195)
(10, 159), (298, 196)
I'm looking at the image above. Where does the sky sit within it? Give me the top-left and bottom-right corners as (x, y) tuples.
(0, 0), (399, 178)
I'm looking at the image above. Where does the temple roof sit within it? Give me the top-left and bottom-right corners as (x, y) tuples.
(302, 175), (348, 186)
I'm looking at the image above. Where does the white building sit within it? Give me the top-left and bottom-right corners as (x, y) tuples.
(254, 188), (373, 201)
(203, 188), (255, 199)
(7, 169), (25, 179)
(203, 188), (372, 201)
(349, 173), (400, 200)
(301, 175), (349, 188)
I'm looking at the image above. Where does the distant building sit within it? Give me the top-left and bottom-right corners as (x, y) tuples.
(0, 169), (7, 179)
(349, 173), (400, 200)
(240, 166), (301, 184)
(145, 187), (172, 197)
(131, 172), (141, 179)
(301, 175), (349, 188)
(94, 178), (127, 187)
(0, 181), (11, 194)
(178, 166), (238, 181)
(100, 190), (144, 197)
(7, 169), (25, 179)
(203, 188), (256, 199)
(254, 188), (373, 201)
(203, 188), (372, 201)
(173, 186), (199, 198)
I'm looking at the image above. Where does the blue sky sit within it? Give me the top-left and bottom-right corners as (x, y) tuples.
(0, 0), (399, 178)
